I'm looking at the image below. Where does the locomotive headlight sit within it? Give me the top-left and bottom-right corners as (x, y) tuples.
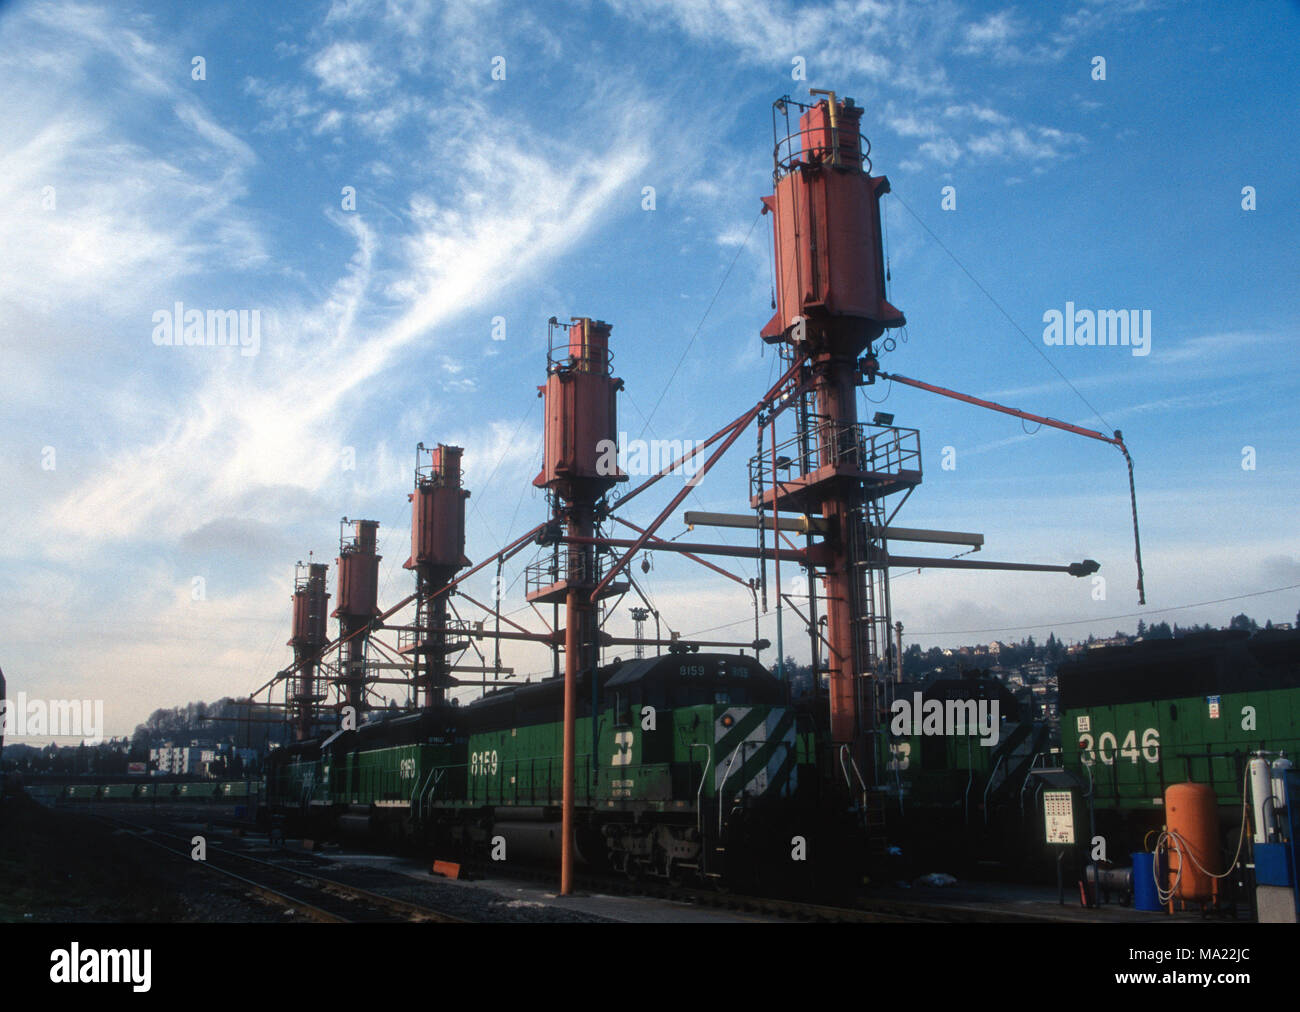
(721, 714), (734, 728)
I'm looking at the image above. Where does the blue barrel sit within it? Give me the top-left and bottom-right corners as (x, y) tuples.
(1132, 851), (1164, 911)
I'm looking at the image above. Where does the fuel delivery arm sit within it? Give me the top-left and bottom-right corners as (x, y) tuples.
(873, 367), (1146, 605)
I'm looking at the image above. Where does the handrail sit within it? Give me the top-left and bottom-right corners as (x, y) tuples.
(983, 752), (1006, 827)
(892, 748), (905, 816)
(687, 743), (712, 839)
(962, 735), (975, 826)
(717, 746), (745, 837)
(546, 343), (614, 375)
(411, 767), (434, 822)
(839, 744), (868, 811)
(775, 741), (795, 798)
(772, 123), (872, 178)
(420, 770), (443, 822)
(750, 422), (920, 498)
(1018, 752), (1048, 820)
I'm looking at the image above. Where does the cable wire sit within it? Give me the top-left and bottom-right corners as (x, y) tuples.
(908, 583), (1300, 637)
(637, 210), (762, 439)
(891, 190), (1114, 434)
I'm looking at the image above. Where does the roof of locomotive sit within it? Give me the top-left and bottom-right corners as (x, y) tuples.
(270, 655), (784, 751)
(1058, 628), (1300, 709)
(912, 674), (1022, 719)
(459, 651), (782, 731)
(603, 651), (773, 689)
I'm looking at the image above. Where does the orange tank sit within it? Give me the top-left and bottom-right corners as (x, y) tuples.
(760, 97), (904, 351)
(406, 445), (470, 574)
(1164, 782), (1221, 909)
(333, 519), (380, 619)
(533, 318), (626, 501)
(288, 563), (329, 647)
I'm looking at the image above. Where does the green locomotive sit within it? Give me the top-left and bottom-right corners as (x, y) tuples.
(873, 676), (1051, 867)
(265, 652), (829, 885)
(1058, 628), (1300, 850)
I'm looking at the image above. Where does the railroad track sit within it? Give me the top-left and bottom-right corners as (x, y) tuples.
(460, 857), (1100, 924)
(93, 813), (468, 924)
(105, 805), (1087, 924)
(454, 861), (1031, 924)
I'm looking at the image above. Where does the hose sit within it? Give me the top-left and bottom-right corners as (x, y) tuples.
(1115, 440), (1146, 605)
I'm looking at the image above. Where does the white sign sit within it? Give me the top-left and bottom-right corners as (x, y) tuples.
(1044, 790), (1075, 845)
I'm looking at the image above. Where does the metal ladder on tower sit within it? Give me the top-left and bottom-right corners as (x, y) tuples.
(850, 495), (894, 858)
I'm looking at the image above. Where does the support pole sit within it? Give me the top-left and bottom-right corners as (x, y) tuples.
(769, 417), (784, 680)
(562, 585), (579, 896)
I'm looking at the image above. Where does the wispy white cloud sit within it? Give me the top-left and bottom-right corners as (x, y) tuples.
(0, 5), (264, 333)
(37, 97), (654, 558)
(310, 41), (396, 100)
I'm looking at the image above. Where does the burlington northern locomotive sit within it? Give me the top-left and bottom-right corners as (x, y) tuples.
(875, 674), (1051, 869)
(1058, 628), (1300, 854)
(264, 652), (860, 890)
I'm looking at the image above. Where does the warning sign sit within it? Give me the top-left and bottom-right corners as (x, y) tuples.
(1207, 695), (1221, 719)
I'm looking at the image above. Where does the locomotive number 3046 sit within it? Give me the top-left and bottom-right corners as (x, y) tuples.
(1078, 727), (1160, 766)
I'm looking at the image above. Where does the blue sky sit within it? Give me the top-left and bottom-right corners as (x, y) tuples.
(1, 0), (1297, 740)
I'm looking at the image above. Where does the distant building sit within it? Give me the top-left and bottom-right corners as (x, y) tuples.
(150, 744), (218, 776)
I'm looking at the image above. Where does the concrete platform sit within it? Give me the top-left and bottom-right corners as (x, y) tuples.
(864, 878), (1239, 923)
(316, 848), (779, 923)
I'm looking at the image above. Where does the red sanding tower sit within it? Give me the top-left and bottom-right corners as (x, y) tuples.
(529, 316), (627, 894)
(332, 518), (380, 717)
(754, 92), (912, 762)
(403, 444), (471, 706)
(287, 561), (330, 740)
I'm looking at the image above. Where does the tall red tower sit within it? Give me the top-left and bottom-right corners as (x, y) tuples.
(332, 518), (380, 716)
(403, 444), (470, 706)
(753, 92), (918, 768)
(287, 561), (330, 741)
(528, 316), (628, 894)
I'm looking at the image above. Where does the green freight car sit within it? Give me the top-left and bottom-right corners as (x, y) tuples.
(175, 781), (220, 801)
(1058, 629), (1300, 849)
